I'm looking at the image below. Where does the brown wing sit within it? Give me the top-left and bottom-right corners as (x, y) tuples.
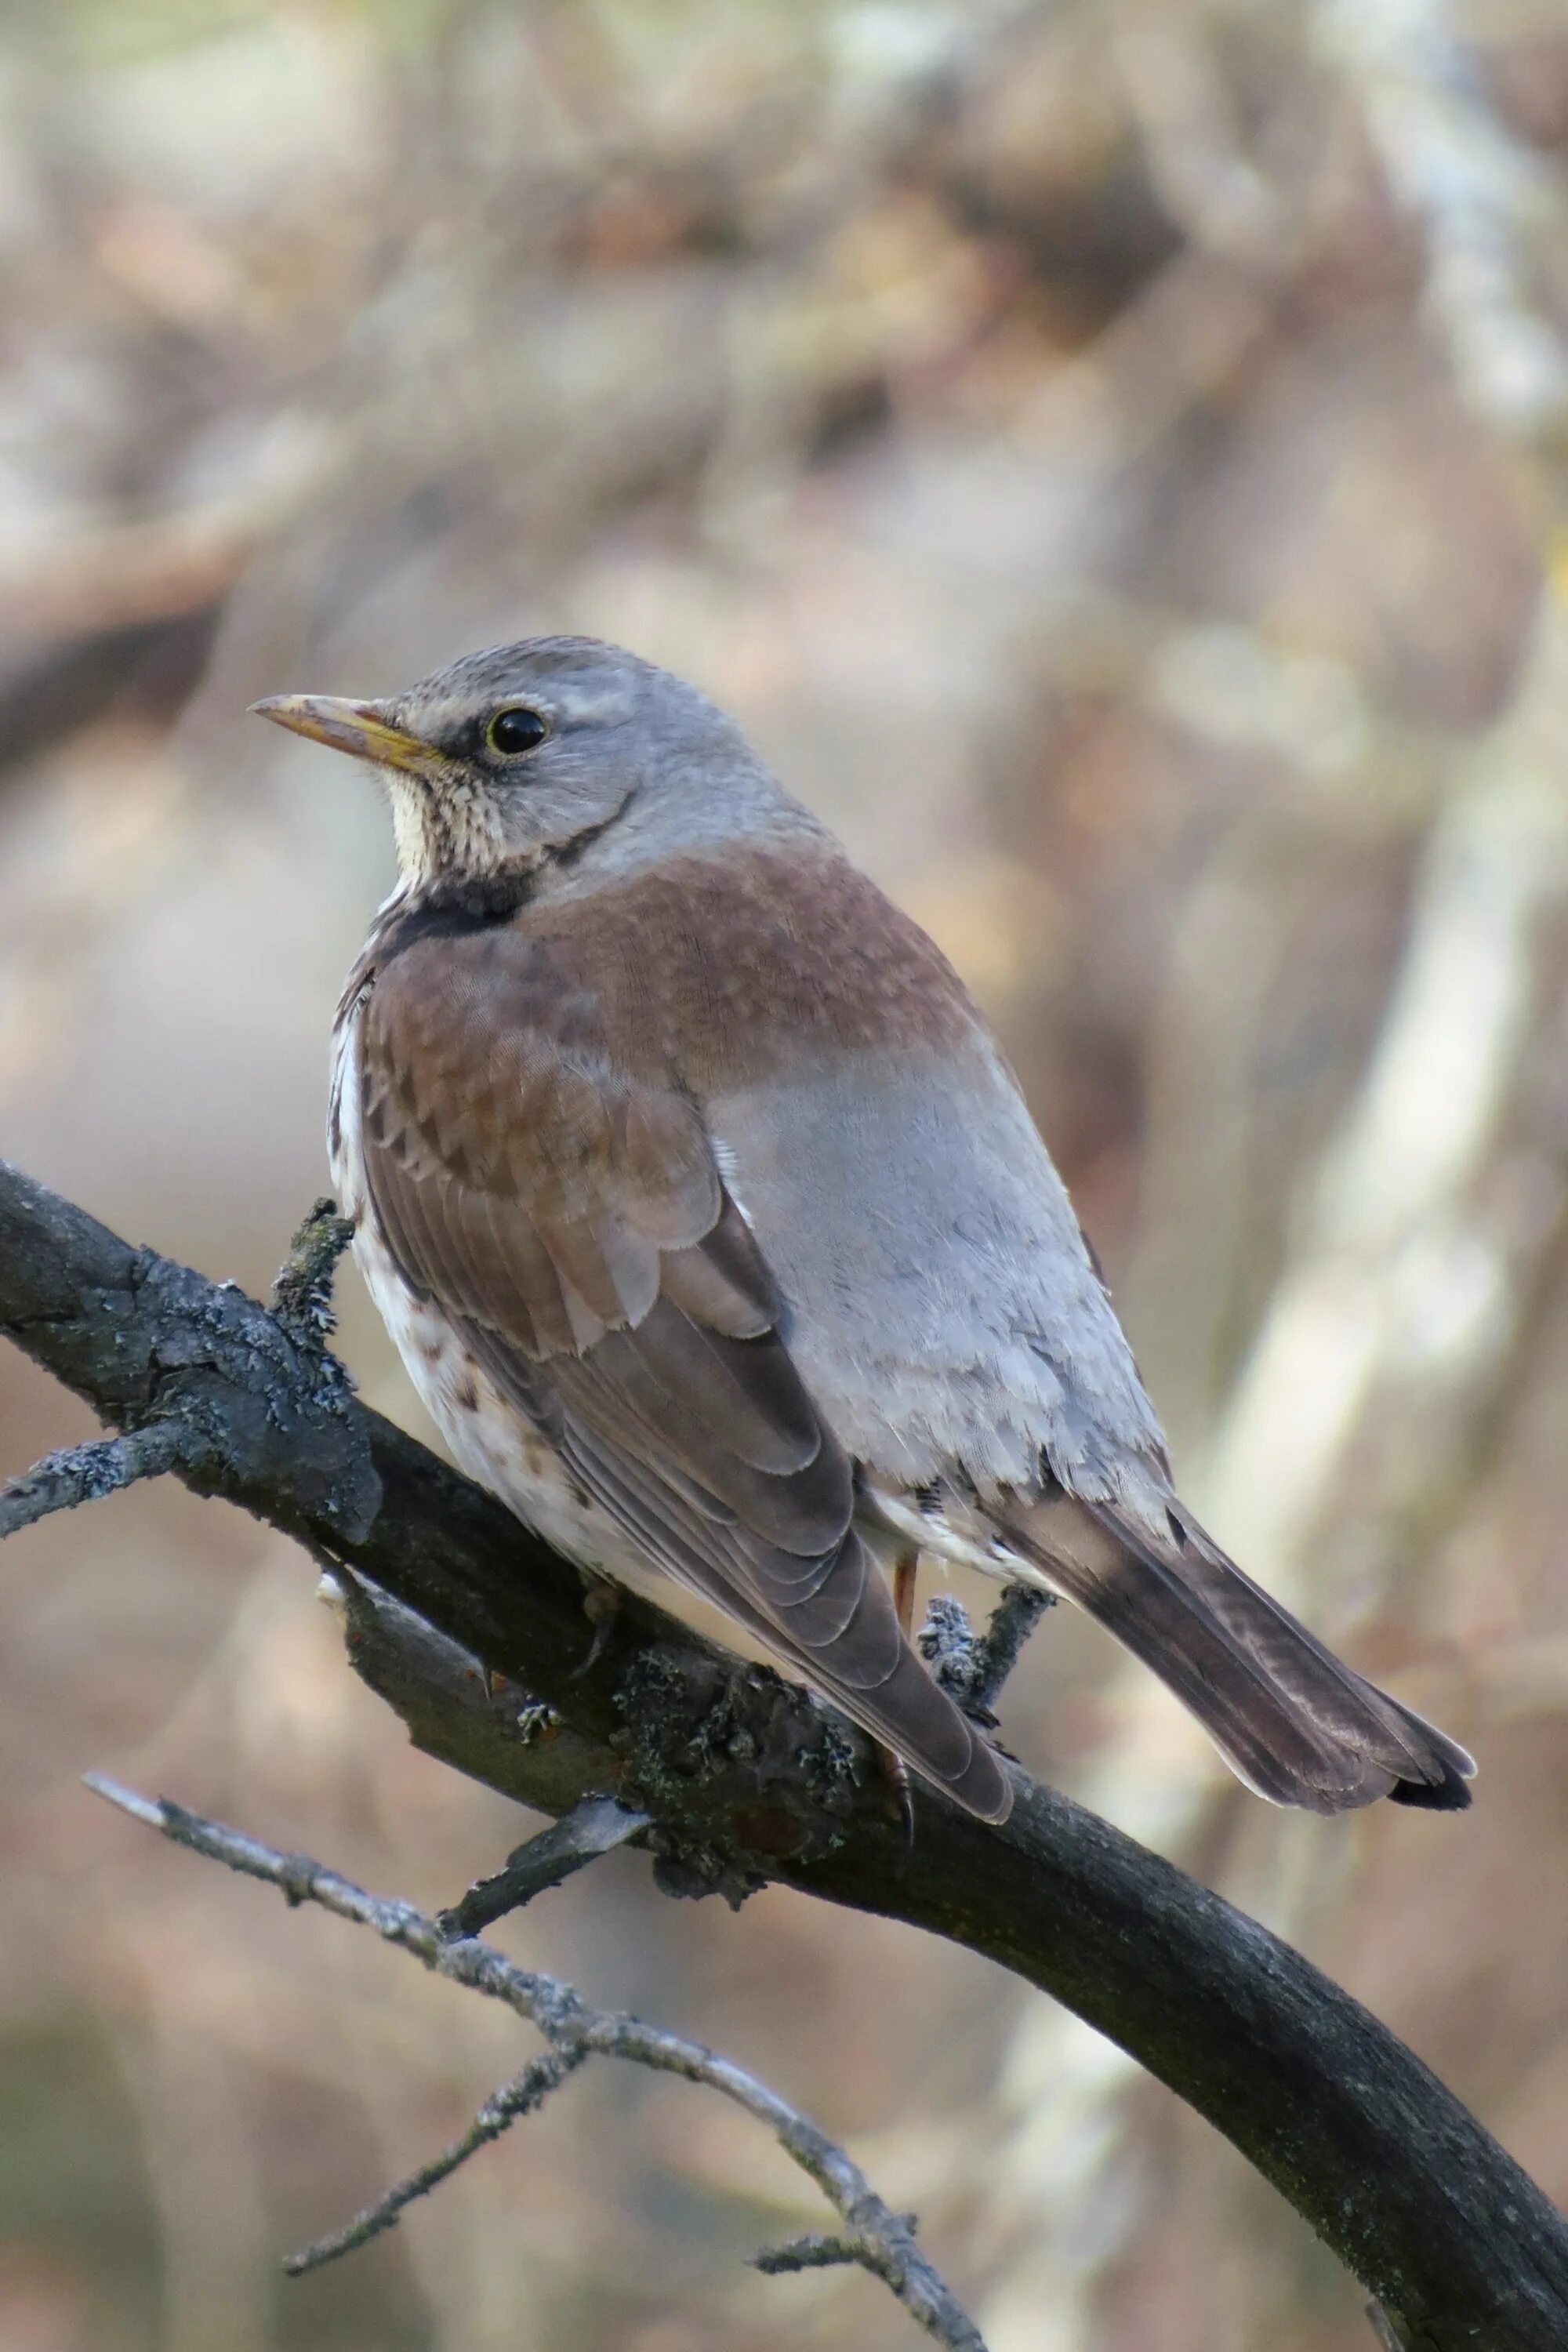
(358, 922), (1010, 1824)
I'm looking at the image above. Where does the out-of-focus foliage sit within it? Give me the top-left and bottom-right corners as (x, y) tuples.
(2, 2), (1567, 2347)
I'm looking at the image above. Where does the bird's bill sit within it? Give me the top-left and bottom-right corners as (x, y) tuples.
(249, 694), (437, 779)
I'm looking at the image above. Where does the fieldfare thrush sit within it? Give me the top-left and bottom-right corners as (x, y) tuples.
(253, 637), (1475, 1827)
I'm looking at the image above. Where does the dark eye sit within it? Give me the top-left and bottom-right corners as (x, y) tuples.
(487, 706), (550, 757)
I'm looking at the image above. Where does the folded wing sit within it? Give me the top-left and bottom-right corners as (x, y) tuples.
(358, 921), (1011, 1824)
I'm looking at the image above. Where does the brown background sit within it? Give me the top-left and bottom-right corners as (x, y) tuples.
(3, 3), (1567, 2346)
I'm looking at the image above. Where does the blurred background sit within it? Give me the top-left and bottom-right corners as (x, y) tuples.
(2, 1), (1568, 2346)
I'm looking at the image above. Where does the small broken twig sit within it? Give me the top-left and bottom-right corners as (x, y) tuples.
(436, 1791), (650, 1942)
(84, 1773), (986, 2350)
(917, 1582), (1054, 1722)
(269, 1196), (355, 1353)
(0, 1421), (191, 1541)
(968, 1582), (1055, 1715)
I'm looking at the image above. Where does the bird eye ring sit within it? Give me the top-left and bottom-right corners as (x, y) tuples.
(487, 706), (550, 757)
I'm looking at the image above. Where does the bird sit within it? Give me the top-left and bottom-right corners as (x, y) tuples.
(252, 637), (1475, 1828)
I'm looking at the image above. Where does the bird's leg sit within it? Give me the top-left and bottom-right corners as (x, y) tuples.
(875, 1549), (920, 1846)
(892, 1549), (918, 1639)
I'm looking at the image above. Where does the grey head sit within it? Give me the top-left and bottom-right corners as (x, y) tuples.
(252, 635), (813, 888)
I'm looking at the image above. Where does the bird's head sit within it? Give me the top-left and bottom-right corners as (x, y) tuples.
(252, 635), (787, 890)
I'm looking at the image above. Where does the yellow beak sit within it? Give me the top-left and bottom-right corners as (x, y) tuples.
(249, 694), (438, 779)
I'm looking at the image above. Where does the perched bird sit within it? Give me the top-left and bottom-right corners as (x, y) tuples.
(253, 638), (1475, 1827)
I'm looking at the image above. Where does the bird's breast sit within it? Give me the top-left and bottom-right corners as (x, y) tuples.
(327, 980), (658, 1588)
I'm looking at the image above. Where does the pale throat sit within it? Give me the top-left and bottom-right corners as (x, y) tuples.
(384, 768), (514, 885)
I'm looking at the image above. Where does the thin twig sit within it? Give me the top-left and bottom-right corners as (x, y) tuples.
(436, 1791), (650, 1942)
(284, 2049), (587, 2273)
(83, 1773), (987, 2351)
(754, 2228), (875, 2274)
(0, 1422), (189, 1541)
(753, 2216), (942, 2304)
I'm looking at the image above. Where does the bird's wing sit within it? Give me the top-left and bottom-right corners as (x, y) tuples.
(357, 922), (1009, 1823)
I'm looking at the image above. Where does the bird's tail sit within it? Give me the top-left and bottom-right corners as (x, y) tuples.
(1000, 1487), (1474, 1814)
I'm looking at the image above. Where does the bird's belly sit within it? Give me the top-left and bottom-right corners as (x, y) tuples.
(357, 1217), (670, 1600)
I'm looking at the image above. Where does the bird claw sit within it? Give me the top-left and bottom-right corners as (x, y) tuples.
(873, 1742), (916, 1867)
(572, 1575), (621, 1679)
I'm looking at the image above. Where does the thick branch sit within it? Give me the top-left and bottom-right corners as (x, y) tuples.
(4, 1159), (1568, 2346)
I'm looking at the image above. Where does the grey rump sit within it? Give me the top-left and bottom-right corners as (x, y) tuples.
(253, 636), (1475, 1827)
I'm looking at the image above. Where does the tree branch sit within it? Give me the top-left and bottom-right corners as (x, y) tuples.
(285, 2049), (586, 2274)
(0, 1421), (191, 1538)
(4, 1157), (1568, 2346)
(434, 1792), (651, 1943)
(85, 1774), (982, 2349)
(917, 1584), (1055, 1723)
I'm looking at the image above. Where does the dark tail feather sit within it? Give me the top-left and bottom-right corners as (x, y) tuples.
(1004, 1489), (1474, 1816)
(1383, 1722), (1474, 1810)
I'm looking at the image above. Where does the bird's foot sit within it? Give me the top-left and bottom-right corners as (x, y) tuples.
(873, 1741), (916, 1863)
(572, 1573), (621, 1679)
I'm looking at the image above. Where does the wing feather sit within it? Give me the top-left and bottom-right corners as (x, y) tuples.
(355, 926), (1011, 1824)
